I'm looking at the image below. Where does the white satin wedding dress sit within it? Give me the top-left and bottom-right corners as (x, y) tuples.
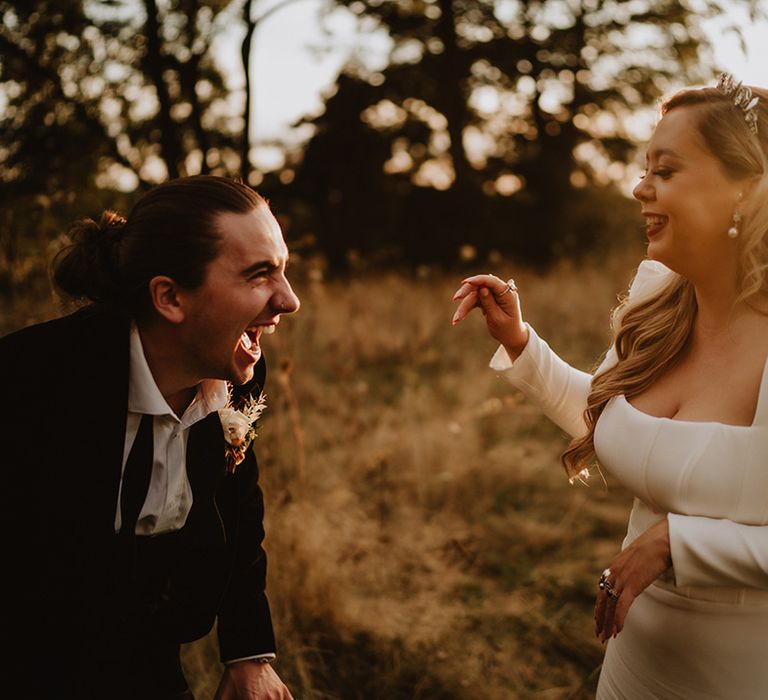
(489, 260), (768, 699)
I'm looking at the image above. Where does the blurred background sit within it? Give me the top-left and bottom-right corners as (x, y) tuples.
(2, 1), (767, 697)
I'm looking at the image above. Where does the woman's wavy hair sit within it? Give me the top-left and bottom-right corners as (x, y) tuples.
(52, 176), (265, 316)
(561, 83), (768, 481)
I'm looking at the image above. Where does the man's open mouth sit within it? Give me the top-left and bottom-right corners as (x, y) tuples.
(239, 324), (277, 357)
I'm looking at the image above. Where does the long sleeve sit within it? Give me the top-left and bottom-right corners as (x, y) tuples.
(489, 259), (674, 439)
(668, 514), (768, 589)
(216, 445), (276, 661)
(216, 358), (276, 662)
(489, 325), (594, 438)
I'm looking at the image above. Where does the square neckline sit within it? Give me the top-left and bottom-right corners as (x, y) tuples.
(619, 353), (768, 429)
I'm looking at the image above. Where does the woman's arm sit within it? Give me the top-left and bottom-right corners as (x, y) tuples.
(668, 514), (768, 589)
(490, 324), (594, 438)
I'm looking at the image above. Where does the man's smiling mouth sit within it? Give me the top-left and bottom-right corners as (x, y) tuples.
(239, 323), (277, 356)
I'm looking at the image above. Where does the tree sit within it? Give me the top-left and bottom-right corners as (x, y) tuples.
(281, 0), (766, 269)
(0, 0), (244, 291)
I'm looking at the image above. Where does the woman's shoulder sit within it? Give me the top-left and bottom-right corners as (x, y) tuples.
(626, 259), (676, 305)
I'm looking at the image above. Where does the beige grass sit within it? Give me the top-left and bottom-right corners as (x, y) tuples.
(1, 247), (646, 699)
(191, 250), (643, 699)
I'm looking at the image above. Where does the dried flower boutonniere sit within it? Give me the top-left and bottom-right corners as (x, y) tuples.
(218, 385), (267, 474)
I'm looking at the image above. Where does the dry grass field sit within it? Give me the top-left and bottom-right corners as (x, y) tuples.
(1, 246), (646, 699)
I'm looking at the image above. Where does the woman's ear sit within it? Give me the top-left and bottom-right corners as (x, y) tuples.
(147, 275), (185, 324)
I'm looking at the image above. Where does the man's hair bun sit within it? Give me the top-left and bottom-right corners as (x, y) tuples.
(52, 210), (127, 303)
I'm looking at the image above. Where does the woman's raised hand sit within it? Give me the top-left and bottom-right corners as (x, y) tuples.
(451, 273), (530, 359)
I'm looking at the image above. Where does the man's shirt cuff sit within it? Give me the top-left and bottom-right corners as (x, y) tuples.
(225, 653), (276, 664)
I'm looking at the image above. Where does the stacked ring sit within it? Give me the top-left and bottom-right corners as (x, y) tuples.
(598, 569), (620, 600)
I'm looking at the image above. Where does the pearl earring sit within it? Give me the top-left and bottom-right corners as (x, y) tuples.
(728, 193), (743, 239)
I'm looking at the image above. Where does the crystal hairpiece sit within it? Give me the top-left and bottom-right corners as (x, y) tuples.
(716, 73), (759, 135)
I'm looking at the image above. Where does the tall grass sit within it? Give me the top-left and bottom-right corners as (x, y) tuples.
(1, 247), (645, 699)
(184, 250), (642, 700)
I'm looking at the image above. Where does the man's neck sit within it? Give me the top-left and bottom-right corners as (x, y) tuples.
(136, 319), (201, 417)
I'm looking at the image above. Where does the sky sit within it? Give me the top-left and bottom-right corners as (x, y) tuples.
(222, 0), (768, 162)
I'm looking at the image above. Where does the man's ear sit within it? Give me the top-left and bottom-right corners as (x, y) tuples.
(148, 275), (185, 324)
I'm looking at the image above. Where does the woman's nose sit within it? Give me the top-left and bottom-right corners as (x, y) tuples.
(633, 175), (653, 202)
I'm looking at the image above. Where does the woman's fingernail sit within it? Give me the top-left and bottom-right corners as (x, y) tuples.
(480, 288), (489, 297)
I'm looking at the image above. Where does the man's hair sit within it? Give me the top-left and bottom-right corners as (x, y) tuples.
(53, 176), (266, 315)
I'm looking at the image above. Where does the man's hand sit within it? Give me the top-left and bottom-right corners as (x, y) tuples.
(214, 661), (294, 700)
(594, 517), (672, 643)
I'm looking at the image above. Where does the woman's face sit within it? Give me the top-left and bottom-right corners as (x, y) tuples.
(633, 106), (745, 283)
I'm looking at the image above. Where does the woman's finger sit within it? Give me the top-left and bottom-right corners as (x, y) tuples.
(601, 589), (620, 642)
(461, 274), (509, 295)
(451, 290), (479, 324)
(451, 282), (475, 301)
(612, 590), (634, 637)
(594, 592), (606, 638)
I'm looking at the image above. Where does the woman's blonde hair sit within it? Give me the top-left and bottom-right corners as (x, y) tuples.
(561, 83), (768, 480)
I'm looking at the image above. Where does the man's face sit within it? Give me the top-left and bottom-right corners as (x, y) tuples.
(176, 204), (300, 385)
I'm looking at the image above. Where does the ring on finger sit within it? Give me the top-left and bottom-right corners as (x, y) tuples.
(600, 579), (620, 601)
(495, 279), (517, 298)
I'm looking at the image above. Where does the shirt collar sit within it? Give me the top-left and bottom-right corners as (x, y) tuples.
(128, 323), (229, 421)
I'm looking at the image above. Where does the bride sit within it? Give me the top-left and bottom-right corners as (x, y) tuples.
(452, 75), (768, 698)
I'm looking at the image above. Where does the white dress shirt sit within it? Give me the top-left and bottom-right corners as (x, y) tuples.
(114, 324), (229, 535)
(114, 326), (276, 663)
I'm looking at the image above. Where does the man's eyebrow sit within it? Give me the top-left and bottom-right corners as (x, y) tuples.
(240, 259), (279, 276)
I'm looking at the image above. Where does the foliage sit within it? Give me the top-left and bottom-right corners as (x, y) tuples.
(0, 0), (244, 291)
(279, 0), (764, 269)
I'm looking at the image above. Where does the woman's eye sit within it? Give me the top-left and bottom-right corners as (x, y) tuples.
(639, 168), (672, 180)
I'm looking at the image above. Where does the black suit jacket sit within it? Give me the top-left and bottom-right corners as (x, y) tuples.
(1, 304), (275, 696)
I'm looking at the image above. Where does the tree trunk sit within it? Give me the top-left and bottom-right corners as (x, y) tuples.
(435, 0), (474, 189)
(143, 0), (182, 179)
(240, 0), (256, 179)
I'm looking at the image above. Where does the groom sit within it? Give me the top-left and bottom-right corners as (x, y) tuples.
(1, 177), (298, 699)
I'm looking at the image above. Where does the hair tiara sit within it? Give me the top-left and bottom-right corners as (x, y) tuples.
(716, 73), (759, 136)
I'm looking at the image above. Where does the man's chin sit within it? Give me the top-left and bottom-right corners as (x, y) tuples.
(229, 357), (259, 386)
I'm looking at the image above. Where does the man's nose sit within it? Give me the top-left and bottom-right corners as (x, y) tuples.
(273, 277), (300, 314)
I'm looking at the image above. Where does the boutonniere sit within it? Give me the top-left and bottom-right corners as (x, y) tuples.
(218, 384), (267, 474)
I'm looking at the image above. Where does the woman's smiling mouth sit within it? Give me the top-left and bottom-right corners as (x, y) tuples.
(644, 213), (668, 237)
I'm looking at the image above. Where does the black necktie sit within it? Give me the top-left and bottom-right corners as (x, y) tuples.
(119, 413), (154, 539)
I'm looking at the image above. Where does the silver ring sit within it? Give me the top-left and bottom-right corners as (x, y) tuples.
(599, 578), (620, 601)
(599, 568), (611, 584)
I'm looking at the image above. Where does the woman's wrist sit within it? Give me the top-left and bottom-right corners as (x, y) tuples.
(501, 325), (530, 361)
